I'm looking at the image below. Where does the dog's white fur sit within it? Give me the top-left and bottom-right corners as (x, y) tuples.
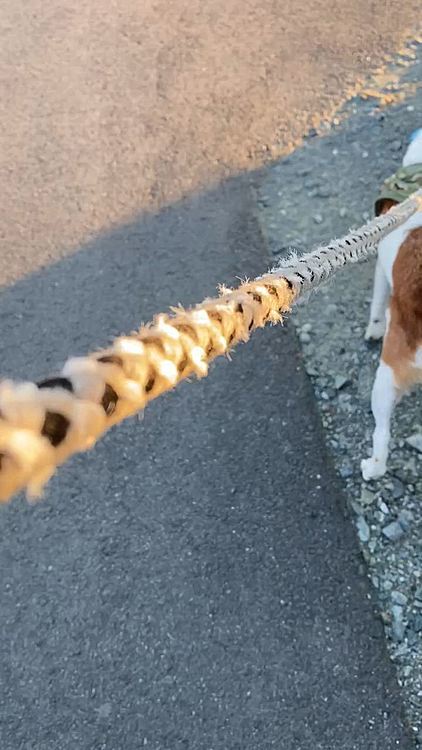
(361, 130), (422, 481)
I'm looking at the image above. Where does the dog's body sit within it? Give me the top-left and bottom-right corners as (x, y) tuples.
(361, 129), (422, 481)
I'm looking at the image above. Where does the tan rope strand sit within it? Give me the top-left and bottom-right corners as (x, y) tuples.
(0, 190), (421, 502)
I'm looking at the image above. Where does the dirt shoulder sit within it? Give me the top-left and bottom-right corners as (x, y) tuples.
(0, 0), (419, 283)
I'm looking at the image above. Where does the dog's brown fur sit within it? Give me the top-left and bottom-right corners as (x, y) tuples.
(379, 210), (422, 389)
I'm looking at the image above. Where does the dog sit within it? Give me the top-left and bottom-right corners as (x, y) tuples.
(361, 128), (422, 481)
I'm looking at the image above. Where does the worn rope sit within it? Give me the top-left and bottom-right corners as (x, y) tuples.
(0, 190), (421, 502)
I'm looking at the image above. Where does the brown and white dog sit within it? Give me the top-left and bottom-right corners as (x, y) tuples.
(361, 129), (422, 481)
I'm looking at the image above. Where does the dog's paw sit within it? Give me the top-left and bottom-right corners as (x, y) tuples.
(361, 457), (386, 481)
(364, 320), (385, 341)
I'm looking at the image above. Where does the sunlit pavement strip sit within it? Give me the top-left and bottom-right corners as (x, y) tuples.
(258, 44), (422, 744)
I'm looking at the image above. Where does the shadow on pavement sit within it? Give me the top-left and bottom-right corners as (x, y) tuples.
(0, 165), (413, 749)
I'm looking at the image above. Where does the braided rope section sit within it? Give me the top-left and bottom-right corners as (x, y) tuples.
(276, 191), (421, 295)
(0, 190), (421, 502)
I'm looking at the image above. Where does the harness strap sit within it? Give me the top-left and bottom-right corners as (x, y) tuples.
(375, 163), (422, 215)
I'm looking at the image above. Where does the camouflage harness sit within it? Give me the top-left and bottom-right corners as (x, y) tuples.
(375, 163), (422, 215)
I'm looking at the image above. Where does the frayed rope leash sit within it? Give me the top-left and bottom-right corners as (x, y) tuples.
(0, 190), (421, 502)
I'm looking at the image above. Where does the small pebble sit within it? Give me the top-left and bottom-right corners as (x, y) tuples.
(391, 479), (405, 500)
(392, 604), (404, 620)
(406, 630), (418, 647)
(360, 487), (376, 506)
(398, 509), (414, 531)
(391, 591), (408, 606)
(404, 456), (418, 474)
(406, 433), (422, 453)
(412, 614), (422, 632)
(305, 365), (318, 377)
(334, 375), (350, 391)
(299, 332), (311, 344)
(392, 619), (406, 643)
(382, 521), (405, 542)
(351, 500), (364, 515)
(391, 604), (406, 642)
(356, 516), (370, 543)
(339, 463), (353, 479)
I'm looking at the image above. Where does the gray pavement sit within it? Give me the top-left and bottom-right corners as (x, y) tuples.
(0, 175), (414, 748)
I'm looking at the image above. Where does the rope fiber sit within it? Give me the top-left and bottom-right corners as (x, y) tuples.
(1, 190), (421, 501)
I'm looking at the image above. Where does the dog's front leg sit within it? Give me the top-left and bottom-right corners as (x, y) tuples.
(365, 257), (390, 341)
(361, 360), (400, 480)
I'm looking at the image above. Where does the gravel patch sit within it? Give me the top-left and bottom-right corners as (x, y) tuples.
(257, 42), (422, 743)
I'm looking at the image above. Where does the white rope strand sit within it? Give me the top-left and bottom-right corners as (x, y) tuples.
(0, 190), (421, 502)
(273, 193), (422, 295)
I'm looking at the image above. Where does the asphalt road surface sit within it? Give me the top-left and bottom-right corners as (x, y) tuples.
(0, 2), (419, 748)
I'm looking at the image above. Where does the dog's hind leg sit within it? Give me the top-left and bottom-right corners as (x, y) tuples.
(365, 257), (390, 341)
